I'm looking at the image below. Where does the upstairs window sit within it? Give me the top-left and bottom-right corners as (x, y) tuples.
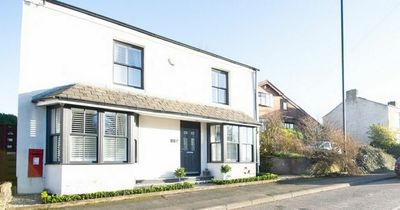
(113, 41), (143, 89)
(259, 92), (273, 107)
(282, 101), (288, 110)
(212, 69), (228, 105)
(70, 108), (98, 162)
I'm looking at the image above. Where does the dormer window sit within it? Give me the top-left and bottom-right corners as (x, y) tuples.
(113, 41), (143, 89)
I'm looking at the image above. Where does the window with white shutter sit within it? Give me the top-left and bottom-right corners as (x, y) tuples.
(70, 108), (98, 162)
(104, 112), (128, 162)
(50, 107), (61, 163)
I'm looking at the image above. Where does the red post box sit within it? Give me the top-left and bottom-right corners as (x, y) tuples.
(28, 149), (43, 177)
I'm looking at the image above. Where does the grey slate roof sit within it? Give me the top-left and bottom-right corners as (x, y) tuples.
(32, 84), (258, 125)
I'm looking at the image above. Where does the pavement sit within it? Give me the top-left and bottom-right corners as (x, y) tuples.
(8, 173), (397, 210)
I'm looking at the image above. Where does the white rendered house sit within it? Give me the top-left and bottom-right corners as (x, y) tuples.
(17, 0), (260, 194)
(323, 89), (400, 145)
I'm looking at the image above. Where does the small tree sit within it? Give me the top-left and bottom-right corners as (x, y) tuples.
(0, 113), (17, 125)
(174, 167), (186, 182)
(368, 124), (396, 151)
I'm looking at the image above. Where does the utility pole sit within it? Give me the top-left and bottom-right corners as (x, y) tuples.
(340, 0), (347, 168)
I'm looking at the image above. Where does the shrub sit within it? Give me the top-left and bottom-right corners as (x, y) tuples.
(41, 182), (193, 204)
(220, 165), (232, 174)
(387, 144), (400, 159)
(211, 173), (278, 185)
(356, 145), (395, 173)
(272, 151), (305, 158)
(309, 150), (343, 176)
(368, 124), (396, 151)
(174, 167), (186, 181)
(259, 113), (306, 156)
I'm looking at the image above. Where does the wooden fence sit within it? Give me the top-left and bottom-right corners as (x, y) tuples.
(0, 150), (16, 184)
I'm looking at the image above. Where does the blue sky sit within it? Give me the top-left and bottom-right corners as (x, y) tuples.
(1, 0), (400, 121)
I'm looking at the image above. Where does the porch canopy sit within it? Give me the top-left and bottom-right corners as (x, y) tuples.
(32, 84), (259, 126)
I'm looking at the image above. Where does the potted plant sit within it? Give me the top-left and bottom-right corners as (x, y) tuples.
(220, 164), (232, 180)
(174, 167), (186, 182)
(202, 168), (210, 176)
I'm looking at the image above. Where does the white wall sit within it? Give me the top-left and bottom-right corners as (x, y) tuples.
(388, 106), (400, 142)
(59, 165), (136, 195)
(207, 163), (256, 180)
(44, 165), (62, 194)
(16, 92), (47, 194)
(19, 1), (255, 117)
(135, 116), (181, 179)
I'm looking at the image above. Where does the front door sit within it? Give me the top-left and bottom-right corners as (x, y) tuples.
(180, 121), (200, 175)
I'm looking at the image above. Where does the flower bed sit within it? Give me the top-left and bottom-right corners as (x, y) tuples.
(211, 173), (278, 185)
(41, 182), (193, 204)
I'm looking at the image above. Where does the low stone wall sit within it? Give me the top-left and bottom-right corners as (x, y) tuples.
(0, 182), (12, 210)
(261, 157), (312, 175)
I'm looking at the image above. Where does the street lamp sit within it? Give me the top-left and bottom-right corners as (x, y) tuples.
(340, 0), (347, 169)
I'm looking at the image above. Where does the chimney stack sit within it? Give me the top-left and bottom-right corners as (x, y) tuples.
(388, 101), (396, 107)
(346, 89), (358, 101)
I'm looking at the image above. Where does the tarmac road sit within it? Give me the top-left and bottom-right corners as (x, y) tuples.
(241, 177), (400, 210)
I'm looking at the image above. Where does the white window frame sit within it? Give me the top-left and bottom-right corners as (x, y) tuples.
(113, 41), (144, 89)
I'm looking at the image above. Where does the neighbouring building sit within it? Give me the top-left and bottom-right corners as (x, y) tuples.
(18, 0), (260, 194)
(0, 124), (17, 183)
(258, 80), (314, 130)
(323, 89), (400, 145)
(0, 124), (17, 154)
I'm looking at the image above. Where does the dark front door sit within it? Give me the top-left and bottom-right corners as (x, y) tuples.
(181, 121), (200, 175)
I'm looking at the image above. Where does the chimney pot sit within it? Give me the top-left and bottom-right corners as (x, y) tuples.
(388, 101), (396, 107)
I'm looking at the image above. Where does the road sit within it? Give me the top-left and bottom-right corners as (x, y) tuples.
(240, 178), (400, 210)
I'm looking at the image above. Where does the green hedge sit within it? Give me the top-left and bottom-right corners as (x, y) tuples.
(211, 173), (278, 185)
(41, 182), (193, 204)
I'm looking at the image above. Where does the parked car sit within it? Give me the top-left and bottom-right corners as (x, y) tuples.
(395, 158), (400, 176)
(317, 140), (333, 151)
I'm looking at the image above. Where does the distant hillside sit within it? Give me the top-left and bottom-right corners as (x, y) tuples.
(0, 113), (17, 125)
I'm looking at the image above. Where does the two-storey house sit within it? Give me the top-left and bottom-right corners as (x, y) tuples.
(258, 80), (314, 130)
(17, 0), (260, 194)
(323, 89), (400, 145)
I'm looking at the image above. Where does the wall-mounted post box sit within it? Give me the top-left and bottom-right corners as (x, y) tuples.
(28, 149), (43, 177)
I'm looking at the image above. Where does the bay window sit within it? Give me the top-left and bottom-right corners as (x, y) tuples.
(49, 107), (61, 163)
(240, 127), (254, 162)
(208, 124), (254, 163)
(70, 108), (98, 162)
(209, 125), (222, 162)
(46, 106), (136, 164)
(225, 125), (239, 162)
(104, 112), (128, 162)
